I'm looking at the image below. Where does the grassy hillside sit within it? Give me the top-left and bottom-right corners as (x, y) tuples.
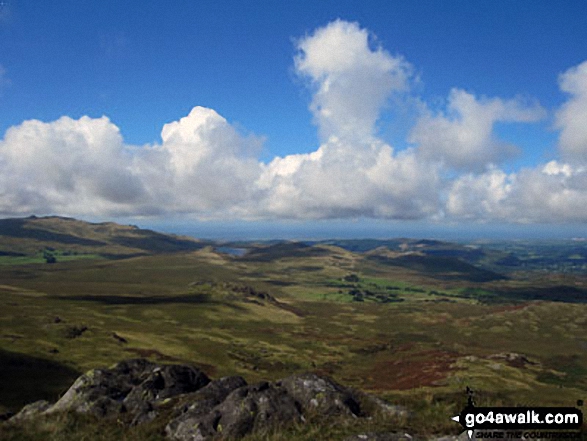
(0, 216), (208, 261)
(1, 217), (586, 437)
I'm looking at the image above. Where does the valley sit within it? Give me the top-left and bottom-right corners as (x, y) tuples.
(1, 216), (586, 438)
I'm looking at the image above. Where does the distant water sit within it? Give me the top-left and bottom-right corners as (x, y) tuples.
(215, 246), (248, 256)
(137, 219), (587, 242)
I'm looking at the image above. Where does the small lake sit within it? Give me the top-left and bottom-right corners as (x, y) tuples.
(215, 247), (248, 257)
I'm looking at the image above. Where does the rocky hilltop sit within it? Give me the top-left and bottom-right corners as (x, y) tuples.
(5, 358), (465, 440)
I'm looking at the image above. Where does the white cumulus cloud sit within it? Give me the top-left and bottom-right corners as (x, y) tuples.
(447, 161), (587, 223)
(555, 60), (587, 162)
(136, 106), (263, 216)
(0, 108), (264, 218)
(295, 20), (413, 143)
(410, 89), (545, 171)
(256, 139), (439, 220)
(252, 20), (439, 220)
(0, 115), (146, 217)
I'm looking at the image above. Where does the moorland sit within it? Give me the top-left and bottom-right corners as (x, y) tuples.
(0, 216), (586, 439)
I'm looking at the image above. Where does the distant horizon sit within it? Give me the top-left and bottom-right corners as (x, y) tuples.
(129, 218), (587, 242)
(3, 214), (586, 242)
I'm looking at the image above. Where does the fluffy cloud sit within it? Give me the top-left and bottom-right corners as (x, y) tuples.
(136, 107), (263, 216)
(0, 106), (439, 221)
(410, 89), (545, 171)
(446, 167), (512, 220)
(447, 161), (587, 223)
(256, 139), (439, 220)
(555, 61), (587, 161)
(295, 20), (412, 142)
(0, 116), (146, 216)
(443, 59), (587, 223)
(254, 20), (439, 220)
(0, 108), (264, 218)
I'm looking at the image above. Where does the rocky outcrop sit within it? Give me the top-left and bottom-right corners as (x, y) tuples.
(9, 358), (410, 440)
(487, 352), (537, 368)
(45, 358), (210, 423)
(8, 400), (51, 423)
(166, 380), (302, 440)
(278, 372), (361, 416)
(165, 371), (408, 440)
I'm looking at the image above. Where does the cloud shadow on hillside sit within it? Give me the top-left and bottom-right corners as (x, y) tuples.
(55, 293), (246, 310)
(0, 349), (81, 413)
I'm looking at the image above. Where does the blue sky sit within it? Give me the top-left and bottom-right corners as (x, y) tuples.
(1, 1), (587, 239)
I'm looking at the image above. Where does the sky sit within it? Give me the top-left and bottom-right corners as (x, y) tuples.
(1, 1), (587, 239)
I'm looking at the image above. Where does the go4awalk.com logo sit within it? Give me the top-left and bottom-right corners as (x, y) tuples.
(451, 390), (584, 439)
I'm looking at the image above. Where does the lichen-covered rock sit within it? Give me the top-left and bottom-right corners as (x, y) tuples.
(47, 361), (147, 416)
(124, 363), (211, 424)
(171, 375), (248, 417)
(166, 373), (404, 440)
(47, 359), (210, 420)
(165, 375), (248, 439)
(125, 363), (210, 404)
(212, 381), (302, 438)
(167, 380), (302, 440)
(166, 378), (302, 441)
(9, 400), (52, 423)
(277, 373), (363, 417)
